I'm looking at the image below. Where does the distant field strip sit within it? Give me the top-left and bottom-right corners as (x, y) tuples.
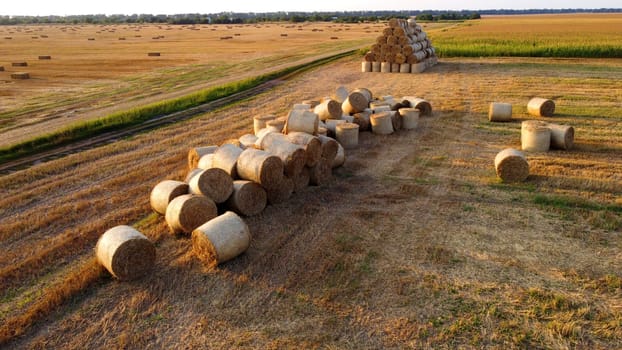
(431, 14), (622, 58)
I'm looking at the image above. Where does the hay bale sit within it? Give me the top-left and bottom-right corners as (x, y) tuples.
(253, 114), (277, 135)
(318, 135), (339, 163)
(239, 134), (258, 150)
(352, 88), (373, 102)
(212, 144), (243, 178)
(148, 52), (161, 56)
(313, 99), (342, 121)
(257, 132), (306, 177)
(236, 148), (283, 190)
(488, 102), (513, 122)
(342, 92), (368, 115)
(192, 211), (251, 268)
(188, 168), (234, 203)
(198, 154), (214, 170)
(399, 108), (420, 130)
(95, 225), (155, 281)
(548, 123), (574, 150)
(390, 111), (403, 131)
(528, 98), (555, 117)
(333, 86), (349, 103)
(150, 180), (189, 215)
(38, 55), (51, 60)
(332, 142), (346, 168)
(302, 100), (320, 109)
(188, 146), (218, 170)
(266, 176), (294, 204)
(226, 180), (267, 216)
(165, 194), (218, 234)
(336, 123), (359, 149)
(292, 167), (310, 192)
(11, 72), (30, 79)
(381, 62), (391, 73)
(521, 120), (551, 152)
(353, 110), (372, 131)
(370, 112), (394, 135)
(402, 96), (432, 116)
(399, 63), (411, 73)
(293, 103), (311, 110)
(309, 157), (332, 186)
(266, 117), (286, 133)
(286, 131), (322, 167)
(284, 109), (319, 135)
(324, 119), (346, 138)
(372, 61), (381, 72)
(185, 168), (203, 183)
(12, 62), (27, 67)
(362, 61), (372, 72)
(494, 148), (529, 182)
(0, 66), (3, 71)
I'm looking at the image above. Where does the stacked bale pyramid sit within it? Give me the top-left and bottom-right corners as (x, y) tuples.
(362, 18), (438, 74)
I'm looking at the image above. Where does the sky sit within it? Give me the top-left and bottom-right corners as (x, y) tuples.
(1, 0), (620, 16)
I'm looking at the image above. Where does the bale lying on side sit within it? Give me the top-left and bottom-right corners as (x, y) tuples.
(284, 109), (319, 135)
(494, 148), (529, 182)
(95, 226), (155, 281)
(236, 148), (284, 190)
(257, 132), (306, 177)
(212, 144), (243, 178)
(150, 180), (189, 215)
(226, 180), (267, 216)
(528, 98), (555, 117)
(286, 131), (322, 167)
(402, 96), (432, 116)
(313, 99), (342, 121)
(352, 110), (371, 131)
(239, 134), (258, 150)
(253, 115), (277, 135)
(342, 92), (369, 115)
(188, 168), (233, 203)
(318, 135), (339, 163)
(292, 167), (310, 192)
(488, 102), (513, 122)
(165, 194), (218, 234)
(198, 154), (214, 169)
(332, 142), (346, 168)
(266, 176), (294, 205)
(521, 120), (551, 152)
(548, 123), (574, 150)
(192, 211), (251, 268)
(188, 146), (218, 170)
(333, 86), (349, 103)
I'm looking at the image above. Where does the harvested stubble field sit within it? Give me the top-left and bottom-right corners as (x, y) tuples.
(0, 52), (621, 349)
(0, 22), (388, 147)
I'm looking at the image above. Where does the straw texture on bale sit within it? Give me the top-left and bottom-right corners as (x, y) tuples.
(399, 63), (411, 73)
(38, 55), (52, 60)
(391, 63), (400, 72)
(390, 111), (402, 131)
(488, 102), (513, 122)
(239, 134), (258, 150)
(528, 98), (555, 117)
(336, 123), (360, 149)
(548, 123), (574, 150)
(192, 211), (251, 268)
(226, 180), (267, 216)
(185, 168), (203, 183)
(253, 114), (277, 135)
(188, 168), (234, 203)
(266, 117), (286, 132)
(258, 132), (306, 177)
(96, 225), (155, 281)
(521, 120), (551, 152)
(197, 154), (214, 170)
(353, 111), (371, 131)
(266, 176), (294, 205)
(403, 96), (432, 116)
(372, 61), (381, 72)
(188, 146), (218, 170)
(352, 88), (373, 102)
(286, 131), (322, 167)
(361, 61), (372, 72)
(325, 119), (346, 137)
(342, 92), (369, 115)
(313, 99), (342, 121)
(236, 148), (284, 190)
(150, 180), (189, 215)
(284, 109), (319, 135)
(318, 135), (339, 163)
(309, 157), (332, 186)
(11, 72), (30, 79)
(333, 86), (349, 103)
(381, 62), (391, 73)
(212, 144), (243, 178)
(494, 148), (530, 182)
(292, 167), (310, 192)
(398, 108), (420, 129)
(12, 62), (27, 67)
(371, 112), (394, 135)
(165, 194), (218, 234)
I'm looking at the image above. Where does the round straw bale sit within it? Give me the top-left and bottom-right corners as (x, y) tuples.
(411, 62), (426, 73)
(318, 127), (328, 136)
(11, 72), (30, 79)
(253, 114), (277, 135)
(309, 157), (332, 186)
(399, 63), (411, 73)
(318, 135), (339, 163)
(342, 92), (369, 115)
(372, 61), (381, 72)
(0, 66), (3, 71)
(286, 131), (322, 167)
(371, 112), (394, 135)
(399, 108), (420, 130)
(302, 100), (320, 109)
(292, 167), (310, 192)
(494, 148), (529, 182)
(336, 123), (360, 149)
(239, 134), (258, 150)
(185, 168), (202, 183)
(165, 194), (218, 234)
(488, 102), (513, 122)
(192, 211), (251, 268)
(236, 148), (283, 190)
(226, 180), (267, 216)
(266, 117), (286, 133)
(352, 88), (373, 102)
(383, 27), (394, 36)
(364, 52), (375, 62)
(266, 176), (294, 204)
(188, 168), (233, 203)
(198, 154), (214, 170)
(188, 146), (218, 170)
(212, 144), (243, 178)
(353, 110), (372, 131)
(258, 132), (306, 177)
(391, 63), (400, 73)
(150, 180), (189, 215)
(528, 98), (555, 117)
(521, 120), (551, 152)
(12, 62), (27, 67)
(38, 55), (52, 60)
(362, 61), (372, 72)
(393, 27), (406, 37)
(342, 115), (354, 123)
(284, 109), (319, 135)
(547, 123), (574, 150)
(332, 142), (346, 168)
(380, 62), (391, 73)
(390, 111), (402, 131)
(95, 225), (155, 281)
(333, 86), (349, 103)
(402, 96), (432, 116)
(313, 99), (342, 121)
(324, 119), (346, 138)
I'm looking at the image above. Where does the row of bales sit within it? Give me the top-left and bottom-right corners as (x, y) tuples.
(95, 86), (433, 280)
(0, 57), (52, 80)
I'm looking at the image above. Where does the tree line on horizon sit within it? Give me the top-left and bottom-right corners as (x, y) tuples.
(0, 8), (620, 25)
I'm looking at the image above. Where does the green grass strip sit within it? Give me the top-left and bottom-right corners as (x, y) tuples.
(0, 50), (356, 165)
(533, 194), (622, 213)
